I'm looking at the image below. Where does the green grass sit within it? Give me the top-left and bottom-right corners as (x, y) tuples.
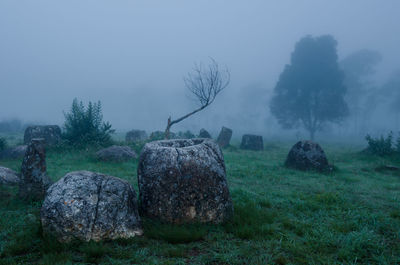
(0, 139), (399, 264)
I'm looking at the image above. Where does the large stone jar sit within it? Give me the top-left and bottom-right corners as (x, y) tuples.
(138, 138), (233, 224)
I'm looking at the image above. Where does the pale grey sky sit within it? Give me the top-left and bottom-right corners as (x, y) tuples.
(1, 0), (399, 134)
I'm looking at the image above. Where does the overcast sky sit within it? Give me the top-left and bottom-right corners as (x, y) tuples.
(1, 0), (399, 134)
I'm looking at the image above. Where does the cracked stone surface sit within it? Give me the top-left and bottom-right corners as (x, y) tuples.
(240, 134), (264, 151)
(138, 138), (233, 224)
(216, 127), (232, 148)
(0, 166), (20, 185)
(285, 140), (329, 171)
(41, 170), (143, 242)
(96, 145), (137, 162)
(18, 138), (52, 201)
(24, 125), (62, 146)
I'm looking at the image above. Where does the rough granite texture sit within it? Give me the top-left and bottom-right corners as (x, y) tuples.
(198, 128), (212, 139)
(24, 125), (62, 146)
(96, 145), (137, 162)
(126, 130), (148, 142)
(216, 127), (232, 148)
(0, 166), (20, 185)
(18, 138), (52, 201)
(41, 171), (143, 242)
(0, 145), (27, 159)
(285, 140), (329, 171)
(138, 138), (233, 224)
(240, 134), (264, 151)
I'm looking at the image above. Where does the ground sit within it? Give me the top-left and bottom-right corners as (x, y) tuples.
(0, 135), (399, 264)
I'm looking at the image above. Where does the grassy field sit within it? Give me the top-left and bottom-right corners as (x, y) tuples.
(0, 138), (399, 264)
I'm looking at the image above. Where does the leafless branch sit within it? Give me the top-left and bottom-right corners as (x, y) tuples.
(164, 58), (230, 139)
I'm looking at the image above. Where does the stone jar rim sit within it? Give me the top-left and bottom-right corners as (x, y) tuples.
(149, 138), (211, 149)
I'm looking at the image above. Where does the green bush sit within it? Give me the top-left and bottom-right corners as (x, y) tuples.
(63, 98), (114, 147)
(365, 132), (394, 156)
(0, 137), (6, 151)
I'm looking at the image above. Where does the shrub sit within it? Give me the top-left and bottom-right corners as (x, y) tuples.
(0, 137), (7, 151)
(63, 98), (114, 147)
(365, 132), (394, 156)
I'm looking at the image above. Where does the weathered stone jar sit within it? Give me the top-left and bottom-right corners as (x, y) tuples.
(240, 134), (264, 151)
(138, 138), (233, 224)
(41, 171), (142, 242)
(18, 138), (51, 201)
(285, 140), (330, 172)
(24, 125), (62, 146)
(216, 127), (232, 148)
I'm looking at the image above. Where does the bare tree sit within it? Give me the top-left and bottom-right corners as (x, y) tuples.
(164, 58), (230, 139)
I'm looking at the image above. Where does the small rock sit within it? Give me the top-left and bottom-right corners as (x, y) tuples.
(0, 166), (19, 185)
(24, 125), (62, 146)
(126, 130), (148, 142)
(18, 138), (52, 201)
(138, 138), (233, 224)
(240, 134), (264, 151)
(198, 128), (212, 138)
(41, 170), (142, 242)
(216, 127), (232, 148)
(285, 140), (330, 172)
(96, 145), (137, 162)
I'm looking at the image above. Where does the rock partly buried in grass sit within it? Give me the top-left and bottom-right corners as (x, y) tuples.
(198, 128), (212, 138)
(41, 170), (143, 242)
(126, 129), (148, 142)
(0, 166), (19, 185)
(216, 126), (232, 148)
(138, 138), (233, 224)
(0, 145), (27, 159)
(24, 125), (62, 146)
(285, 140), (330, 172)
(96, 145), (137, 162)
(240, 134), (264, 151)
(18, 138), (52, 201)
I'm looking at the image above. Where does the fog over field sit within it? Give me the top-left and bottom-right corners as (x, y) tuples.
(1, 0), (399, 139)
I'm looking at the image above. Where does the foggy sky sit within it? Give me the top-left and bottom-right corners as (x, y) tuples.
(1, 0), (399, 135)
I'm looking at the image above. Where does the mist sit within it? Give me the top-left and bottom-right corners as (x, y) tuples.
(1, 0), (399, 140)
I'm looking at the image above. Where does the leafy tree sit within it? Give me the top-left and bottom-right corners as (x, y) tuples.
(63, 98), (114, 147)
(270, 35), (348, 139)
